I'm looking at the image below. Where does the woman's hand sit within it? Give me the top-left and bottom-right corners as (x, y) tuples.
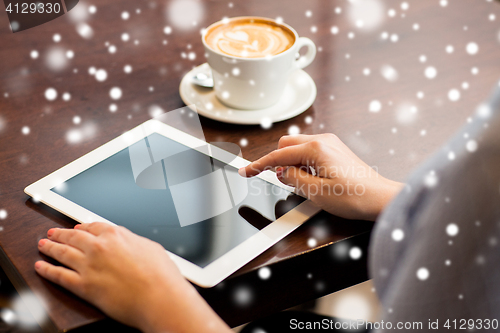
(239, 134), (403, 221)
(35, 223), (230, 333)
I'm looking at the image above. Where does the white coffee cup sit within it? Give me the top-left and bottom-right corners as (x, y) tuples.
(202, 16), (316, 110)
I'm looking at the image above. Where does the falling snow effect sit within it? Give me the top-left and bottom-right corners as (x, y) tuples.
(334, 293), (372, 321)
(233, 286), (253, 307)
(260, 117), (272, 130)
(446, 223), (459, 237)
(0, 2), (498, 328)
(109, 87), (123, 100)
(66, 129), (83, 143)
(288, 125), (300, 136)
(239, 138), (248, 147)
(369, 100), (382, 113)
(424, 66), (437, 79)
(424, 170), (438, 188)
(466, 140), (478, 152)
(76, 23), (94, 39)
(332, 242), (349, 260)
(0, 309), (15, 325)
(67, 3), (90, 23)
(477, 104), (491, 119)
(466, 42), (479, 55)
(166, 0), (204, 31)
(391, 229), (404, 241)
(396, 103), (418, 125)
(380, 65), (398, 82)
(148, 105), (165, 118)
(44, 88), (57, 101)
(347, 0), (385, 31)
(0, 116), (5, 134)
(307, 237), (318, 248)
(45, 47), (68, 72)
(349, 247), (362, 260)
(95, 69), (108, 82)
(448, 89), (460, 102)
(258, 267), (271, 280)
(416, 268), (429, 280)
(65, 123), (97, 144)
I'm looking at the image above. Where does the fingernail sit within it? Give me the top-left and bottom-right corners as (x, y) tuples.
(238, 167), (246, 176)
(38, 239), (47, 247)
(34, 261), (42, 269)
(276, 167), (284, 178)
(74, 224), (81, 229)
(47, 228), (55, 237)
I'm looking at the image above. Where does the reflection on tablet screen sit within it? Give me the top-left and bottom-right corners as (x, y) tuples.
(52, 134), (303, 268)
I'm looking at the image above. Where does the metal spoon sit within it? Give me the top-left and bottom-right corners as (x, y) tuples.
(191, 72), (214, 88)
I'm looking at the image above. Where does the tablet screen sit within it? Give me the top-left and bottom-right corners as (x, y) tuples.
(52, 133), (303, 268)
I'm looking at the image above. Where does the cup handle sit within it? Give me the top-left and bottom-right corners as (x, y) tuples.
(294, 37), (316, 69)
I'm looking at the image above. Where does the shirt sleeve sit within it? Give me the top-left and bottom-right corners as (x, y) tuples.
(368, 80), (500, 331)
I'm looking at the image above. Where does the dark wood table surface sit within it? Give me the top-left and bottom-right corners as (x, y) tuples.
(0, 0), (499, 331)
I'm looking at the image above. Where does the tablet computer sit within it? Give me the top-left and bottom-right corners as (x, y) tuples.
(25, 119), (320, 287)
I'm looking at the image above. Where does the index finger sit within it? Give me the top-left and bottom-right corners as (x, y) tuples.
(239, 144), (313, 177)
(278, 134), (321, 149)
(75, 222), (116, 236)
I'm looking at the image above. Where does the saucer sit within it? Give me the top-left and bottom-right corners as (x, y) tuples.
(179, 63), (316, 125)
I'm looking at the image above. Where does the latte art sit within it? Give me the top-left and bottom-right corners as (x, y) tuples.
(205, 20), (295, 58)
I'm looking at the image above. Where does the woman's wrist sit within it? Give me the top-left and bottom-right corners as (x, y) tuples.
(360, 177), (404, 221)
(139, 282), (230, 333)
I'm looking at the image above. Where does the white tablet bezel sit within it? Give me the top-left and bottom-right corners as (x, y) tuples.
(25, 120), (320, 288)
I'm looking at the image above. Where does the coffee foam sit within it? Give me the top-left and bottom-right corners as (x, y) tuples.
(205, 20), (295, 58)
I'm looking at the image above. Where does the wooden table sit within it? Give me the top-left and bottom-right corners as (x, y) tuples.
(0, 0), (499, 331)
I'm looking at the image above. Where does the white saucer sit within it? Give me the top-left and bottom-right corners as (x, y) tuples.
(179, 63), (317, 125)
